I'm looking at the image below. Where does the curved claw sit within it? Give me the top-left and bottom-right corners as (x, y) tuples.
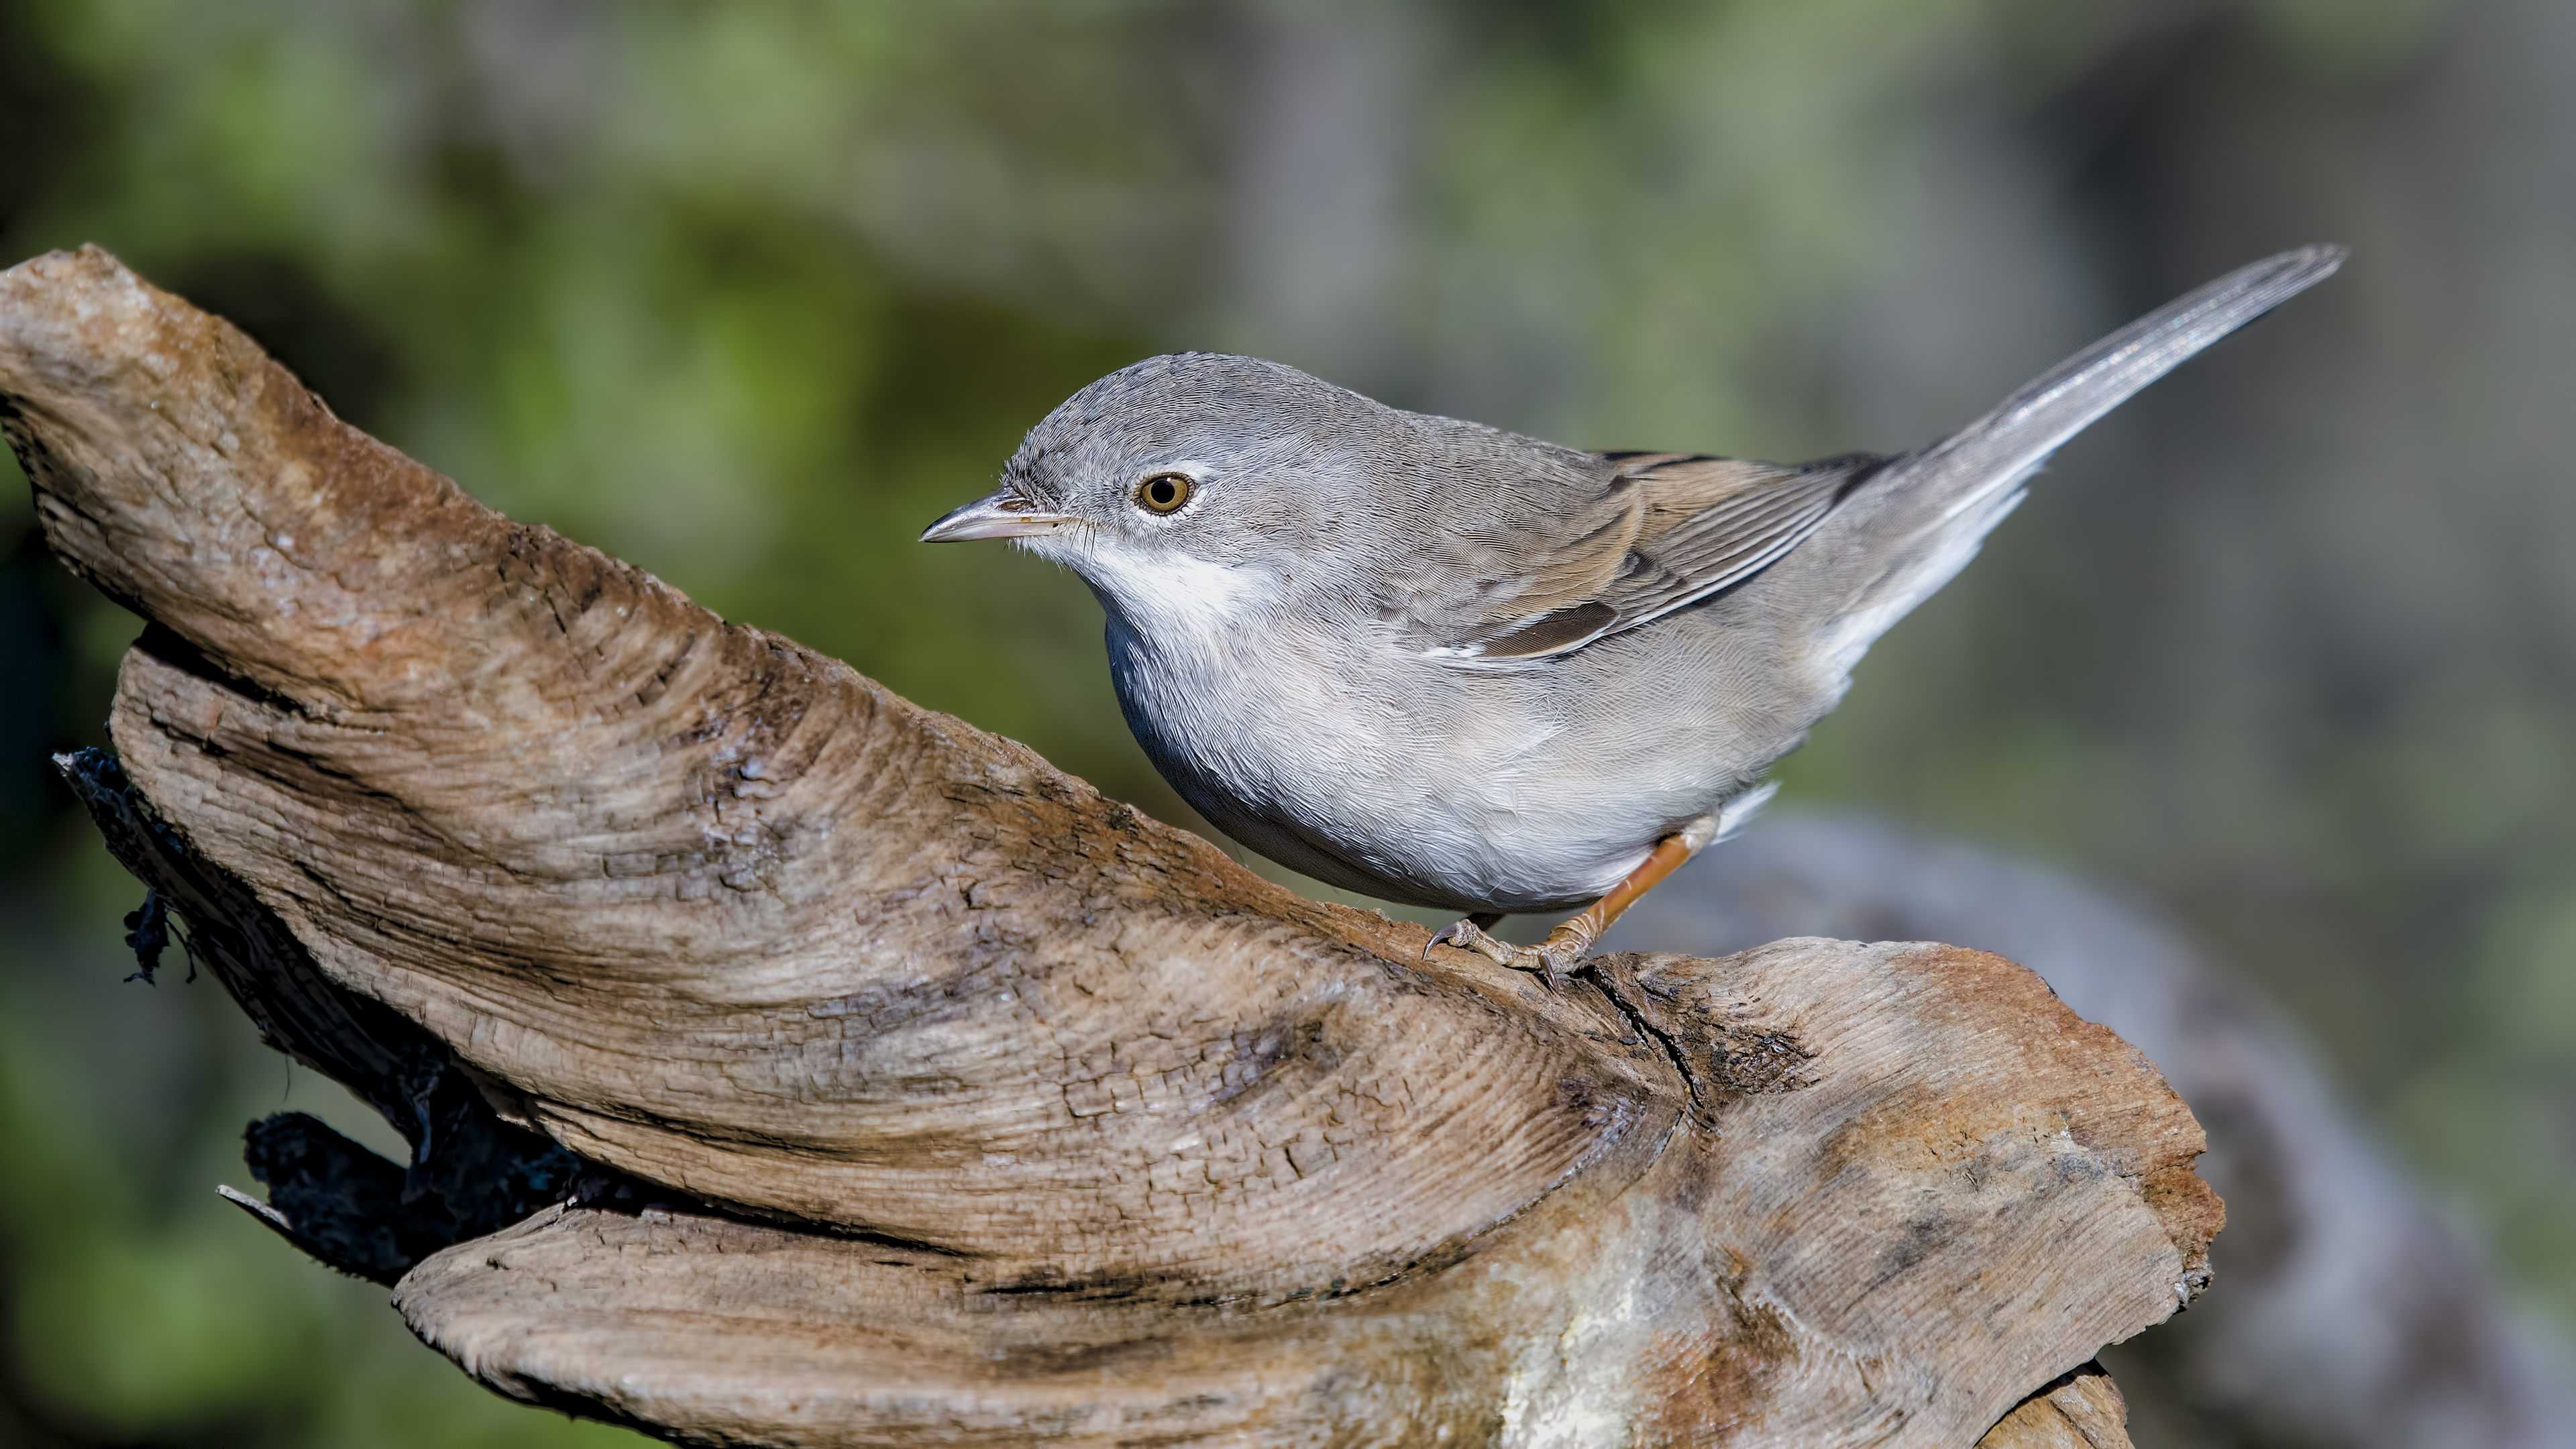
(1424, 918), (1475, 961)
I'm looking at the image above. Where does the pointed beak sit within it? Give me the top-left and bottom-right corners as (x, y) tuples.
(918, 486), (1076, 543)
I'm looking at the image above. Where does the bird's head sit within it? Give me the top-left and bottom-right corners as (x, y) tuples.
(920, 353), (1417, 631)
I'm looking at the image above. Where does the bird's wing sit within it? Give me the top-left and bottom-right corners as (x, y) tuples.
(1415, 244), (2347, 667)
(1593, 450), (1884, 632)
(1411, 451), (1882, 663)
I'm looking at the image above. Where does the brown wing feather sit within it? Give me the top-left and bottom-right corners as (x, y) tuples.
(1399, 468), (1645, 657)
(1458, 452), (1882, 662)
(1503, 477), (1646, 615)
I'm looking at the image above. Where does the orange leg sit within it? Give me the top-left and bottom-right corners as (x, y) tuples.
(1429, 823), (1712, 983)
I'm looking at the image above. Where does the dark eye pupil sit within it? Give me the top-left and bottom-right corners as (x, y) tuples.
(1141, 475), (1188, 511)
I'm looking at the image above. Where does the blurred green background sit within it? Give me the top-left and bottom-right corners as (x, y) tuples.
(1, 0), (2568, 1444)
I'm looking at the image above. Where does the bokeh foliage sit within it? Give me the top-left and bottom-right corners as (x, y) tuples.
(1, 0), (2567, 1444)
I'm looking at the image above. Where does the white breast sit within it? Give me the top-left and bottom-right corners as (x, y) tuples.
(1106, 598), (1676, 911)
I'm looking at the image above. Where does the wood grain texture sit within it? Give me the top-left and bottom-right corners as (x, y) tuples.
(3, 245), (2218, 1446)
(1977, 1365), (2132, 1449)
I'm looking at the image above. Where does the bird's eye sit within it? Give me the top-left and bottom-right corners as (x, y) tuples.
(1135, 472), (1193, 515)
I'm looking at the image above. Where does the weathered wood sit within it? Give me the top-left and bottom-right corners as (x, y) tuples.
(3, 244), (2219, 1446)
(1976, 1366), (2131, 1449)
(1606, 812), (2576, 1447)
(56, 747), (604, 1285)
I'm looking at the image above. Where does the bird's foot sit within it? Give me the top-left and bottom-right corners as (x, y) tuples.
(1427, 918), (1589, 988)
(1421, 832), (1703, 987)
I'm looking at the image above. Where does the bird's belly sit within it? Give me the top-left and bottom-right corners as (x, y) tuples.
(1110, 631), (1735, 914)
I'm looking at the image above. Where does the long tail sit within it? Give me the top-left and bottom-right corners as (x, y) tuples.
(1805, 244), (2345, 685)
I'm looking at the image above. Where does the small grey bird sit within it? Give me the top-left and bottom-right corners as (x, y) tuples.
(923, 247), (2343, 979)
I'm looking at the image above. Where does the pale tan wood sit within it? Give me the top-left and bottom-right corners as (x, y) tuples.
(1976, 1364), (2132, 1448)
(3, 244), (2218, 1446)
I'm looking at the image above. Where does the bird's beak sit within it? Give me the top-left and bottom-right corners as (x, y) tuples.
(918, 486), (1077, 543)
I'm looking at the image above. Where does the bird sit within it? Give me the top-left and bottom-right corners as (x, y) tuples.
(922, 246), (2344, 981)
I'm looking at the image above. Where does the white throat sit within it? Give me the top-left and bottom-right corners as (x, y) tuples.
(1044, 540), (1274, 637)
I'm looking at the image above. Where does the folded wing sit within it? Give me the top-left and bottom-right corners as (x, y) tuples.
(1413, 244), (2346, 669)
(1439, 453), (1881, 660)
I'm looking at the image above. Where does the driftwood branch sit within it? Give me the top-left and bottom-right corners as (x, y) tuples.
(1607, 812), (2576, 1448)
(2, 245), (2216, 1447)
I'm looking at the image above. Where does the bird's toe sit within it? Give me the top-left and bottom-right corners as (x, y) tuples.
(1429, 917), (1586, 987)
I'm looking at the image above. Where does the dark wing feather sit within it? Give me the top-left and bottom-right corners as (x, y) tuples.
(1451, 452), (1880, 663)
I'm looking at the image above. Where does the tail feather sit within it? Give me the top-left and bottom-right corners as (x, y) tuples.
(1809, 244), (2345, 684)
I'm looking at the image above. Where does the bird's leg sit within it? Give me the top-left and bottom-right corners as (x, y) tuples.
(1430, 818), (1716, 985)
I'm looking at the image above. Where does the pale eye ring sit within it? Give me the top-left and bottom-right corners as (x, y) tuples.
(1134, 472), (1193, 515)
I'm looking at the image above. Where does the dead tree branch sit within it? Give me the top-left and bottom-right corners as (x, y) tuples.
(2, 246), (2213, 1447)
